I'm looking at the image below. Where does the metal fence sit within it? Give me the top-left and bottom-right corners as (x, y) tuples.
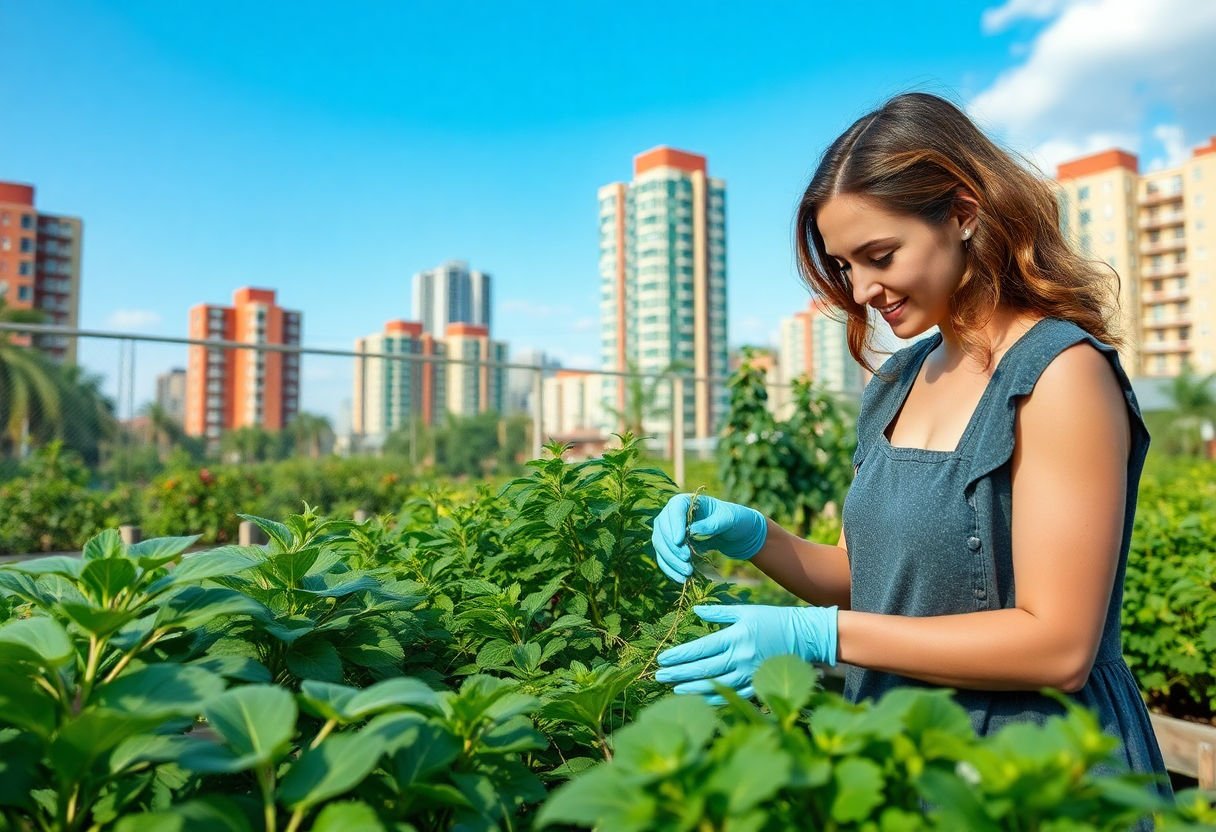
(0, 321), (859, 488)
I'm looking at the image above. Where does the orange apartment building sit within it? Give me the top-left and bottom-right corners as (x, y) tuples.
(185, 288), (301, 440)
(0, 181), (83, 362)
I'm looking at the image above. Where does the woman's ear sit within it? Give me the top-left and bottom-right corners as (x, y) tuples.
(953, 189), (980, 232)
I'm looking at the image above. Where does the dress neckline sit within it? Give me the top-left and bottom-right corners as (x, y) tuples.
(879, 317), (1051, 461)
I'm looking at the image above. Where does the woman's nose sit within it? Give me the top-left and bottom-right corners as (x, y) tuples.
(852, 279), (881, 308)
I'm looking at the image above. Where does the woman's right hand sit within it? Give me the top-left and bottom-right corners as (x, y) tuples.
(650, 493), (768, 583)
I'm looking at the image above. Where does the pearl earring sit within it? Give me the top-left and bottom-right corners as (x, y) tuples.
(962, 227), (972, 240)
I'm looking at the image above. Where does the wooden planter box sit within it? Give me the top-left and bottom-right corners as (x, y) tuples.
(1149, 712), (1216, 790)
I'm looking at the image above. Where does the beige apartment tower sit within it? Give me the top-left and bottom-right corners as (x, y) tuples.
(1055, 137), (1216, 377)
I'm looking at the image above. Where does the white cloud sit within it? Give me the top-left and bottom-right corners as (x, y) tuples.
(971, 0), (1216, 168)
(106, 309), (162, 331)
(982, 0), (1075, 34)
(570, 316), (597, 332)
(1147, 124), (1188, 171)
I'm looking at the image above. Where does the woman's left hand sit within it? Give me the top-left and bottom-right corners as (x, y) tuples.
(655, 604), (839, 703)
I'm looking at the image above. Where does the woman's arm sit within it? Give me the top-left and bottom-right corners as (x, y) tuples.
(837, 343), (1130, 692)
(748, 519), (852, 610)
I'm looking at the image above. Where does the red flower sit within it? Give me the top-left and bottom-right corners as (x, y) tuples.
(199, 468), (215, 486)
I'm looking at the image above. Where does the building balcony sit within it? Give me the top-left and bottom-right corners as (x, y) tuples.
(1140, 239), (1186, 256)
(1142, 316), (1191, 330)
(1139, 190), (1184, 208)
(1139, 210), (1187, 230)
(1141, 288), (1190, 304)
(1141, 339), (1192, 354)
(1141, 263), (1188, 279)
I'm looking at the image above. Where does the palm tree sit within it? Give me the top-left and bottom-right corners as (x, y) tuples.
(288, 412), (333, 459)
(1162, 361), (1216, 458)
(0, 301), (67, 459)
(603, 357), (689, 437)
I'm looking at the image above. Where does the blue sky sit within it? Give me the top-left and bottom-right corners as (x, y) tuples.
(3, 0), (1213, 422)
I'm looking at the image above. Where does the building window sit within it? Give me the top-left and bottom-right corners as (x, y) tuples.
(1078, 186), (1090, 201)
(20, 214), (32, 230)
(19, 238), (32, 253)
(18, 286), (31, 301)
(19, 262), (31, 276)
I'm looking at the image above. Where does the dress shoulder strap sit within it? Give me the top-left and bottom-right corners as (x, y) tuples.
(961, 317), (1150, 494)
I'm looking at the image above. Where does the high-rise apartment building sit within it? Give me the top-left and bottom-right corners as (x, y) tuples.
(598, 147), (728, 441)
(542, 370), (607, 437)
(352, 320), (447, 438)
(779, 299), (864, 399)
(1055, 136), (1216, 376)
(444, 323), (508, 418)
(185, 288), (302, 440)
(351, 320), (507, 442)
(0, 182), (83, 362)
(411, 260), (492, 336)
(156, 368), (187, 425)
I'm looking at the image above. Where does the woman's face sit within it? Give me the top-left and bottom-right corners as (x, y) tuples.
(816, 192), (969, 335)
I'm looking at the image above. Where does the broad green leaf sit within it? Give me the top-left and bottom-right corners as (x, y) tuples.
(60, 603), (138, 638)
(753, 654), (817, 722)
(475, 639), (513, 670)
(512, 642), (542, 673)
(479, 714), (547, 755)
(0, 729), (40, 809)
(342, 677), (442, 720)
(148, 547), (262, 593)
(109, 733), (197, 774)
(202, 685), (297, 767)
(362, 712), (461, 785)
(831, 757), (885, 823)
(263, 547), (321, 585)
(260, 615), (317, 645)
(188, 654), (272, 683)
(578, 559), (604, 585)
(610, 696), (717, 783)
(236, 514), (294, 552)
(535, 765), (656, 830)
(0, 615), (75, 667)
(286, 637), (344, 683)
(49, 709), (165, 782)
(0, 669), (58, 737)
(706, 726), (790, 814)
(83, 529), (124, 561)
(296, 574), (379, 597)
(312, 801), (385, 832)
(113, 796), (253, 832)
(278, 730), (387, 809)
(155, 586), (268, 631)
(8, 555), (82, 580)
(543, 499), (576, 528)
(95, 664), (225, 718)
(80, 557), (138, 603)
(128, 535), (201, 568)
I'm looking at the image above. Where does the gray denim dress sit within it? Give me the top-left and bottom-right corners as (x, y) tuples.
(841, 316), (1173, 815)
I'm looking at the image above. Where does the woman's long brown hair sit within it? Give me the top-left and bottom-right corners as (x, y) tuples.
(794, 92), (1123, 380)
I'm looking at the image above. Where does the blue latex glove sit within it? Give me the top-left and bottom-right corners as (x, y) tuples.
(651, 493), (767, 583)
(655, 604), (839, 703)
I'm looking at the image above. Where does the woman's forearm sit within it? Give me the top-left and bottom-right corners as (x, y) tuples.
(837, 608), (1089, 692)
(747, 518), (852, 609)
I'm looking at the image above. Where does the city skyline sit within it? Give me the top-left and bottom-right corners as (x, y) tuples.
(2, 1), (1213, 422)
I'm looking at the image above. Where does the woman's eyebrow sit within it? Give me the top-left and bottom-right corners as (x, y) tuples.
(826, 237), (899, 259)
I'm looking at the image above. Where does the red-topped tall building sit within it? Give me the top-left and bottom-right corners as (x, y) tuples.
(0, 181), (83, 363)
(185, 287), (301, 440)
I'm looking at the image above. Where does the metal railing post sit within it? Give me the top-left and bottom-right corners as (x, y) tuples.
(532, 366), (544, 459)
(672, 375), (685, 489)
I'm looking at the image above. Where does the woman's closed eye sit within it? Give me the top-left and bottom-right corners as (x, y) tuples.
(834, 251), (894, 273)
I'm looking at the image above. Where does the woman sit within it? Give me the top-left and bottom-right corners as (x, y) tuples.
(650, 92), (1173, 807)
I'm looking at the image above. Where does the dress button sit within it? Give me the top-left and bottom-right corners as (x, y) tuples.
(974, 587), (987, 600)
(966, 536), (981, 550)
